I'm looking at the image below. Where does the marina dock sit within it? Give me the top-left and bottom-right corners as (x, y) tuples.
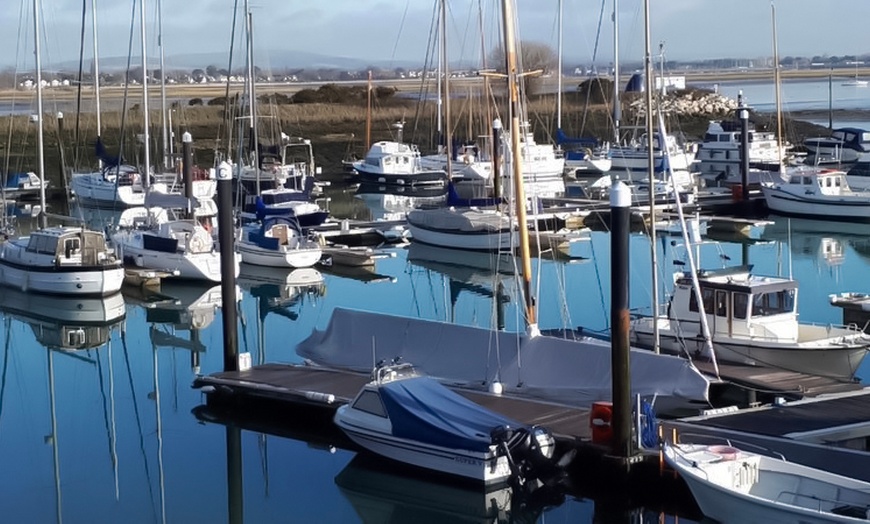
(193, 364), (592, 441)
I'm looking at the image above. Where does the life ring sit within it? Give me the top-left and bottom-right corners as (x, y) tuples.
(187, 230), (210, 253)
(590, 401), (613, 444)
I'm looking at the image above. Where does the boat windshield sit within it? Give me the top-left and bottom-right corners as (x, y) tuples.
(751, 289), (796, 317)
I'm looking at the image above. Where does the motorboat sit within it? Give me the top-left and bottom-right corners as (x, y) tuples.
(845, 153), (870, 191)
(609, 131), (696, 182)
(3, 171), (48, 201)
(630, 264), (870, 380)
(237, 215), (322, 268)
(406, 207), (517, 252)
(334, 361), (559, 486)
(803, 127), (870, 165)
(760, 166), (870, 221)
(664, 441), (870, 523)
(352, 140), (448, 187)
(695, 120), (790, 186)
(0, 226), (124, 296)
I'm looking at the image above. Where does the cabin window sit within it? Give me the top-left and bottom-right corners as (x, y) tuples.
(27, 234), (58, 255)
(733, 293), (749, 320)
(63, 237), (81, 258)
(352, 390), (387, 418)
(835, 177), (842, 187)
(802, 176), (813, 185)
(384, 156), (393, 165)
(751, 289), (796, 317)
(715, 290), (728, 317)
(826, 177), (832, 188)
(688, 287), (716, 314)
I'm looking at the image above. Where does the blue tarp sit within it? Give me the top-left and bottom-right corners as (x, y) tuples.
(4, 173), (30, 188)
(379, 376), (523, 452)
(555, 128), (597, 147)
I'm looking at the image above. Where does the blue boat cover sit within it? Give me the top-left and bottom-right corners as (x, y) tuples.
(379, 376), (523, 452)
(4, 173), (29, 188)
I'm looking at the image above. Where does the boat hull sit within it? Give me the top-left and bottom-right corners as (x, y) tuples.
(334, 407), (512, 485)
(355, 167), (448, 187)
(0, 241), (124, 296)
(761, 186), (870, 221)
(237, 242), (322, 268)
(631, 320), (868, 380)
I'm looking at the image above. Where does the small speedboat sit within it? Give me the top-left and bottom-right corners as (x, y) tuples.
(334, 361), (559, 486)
(664, 441), (870, 523)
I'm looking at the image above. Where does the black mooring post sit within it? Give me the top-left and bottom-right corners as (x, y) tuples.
(216, 161), (238, 372)
(610, 181), (632, 459)
(182, 132), (194, 207)
(738, 91), (750, 204)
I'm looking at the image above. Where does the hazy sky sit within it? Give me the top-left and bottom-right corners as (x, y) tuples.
(4, 0), (870, 70)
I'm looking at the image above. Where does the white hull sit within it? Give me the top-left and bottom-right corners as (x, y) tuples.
(761, 186), (870, 220)
(114, 233), (237, 282)
(0, 238), (124, 296)
(335, 408), (512, 485)
(666, 443), (870, 524)
(237, 241), (322, 268)
(407, 209), (518, 252)
(631, 322), (868, 380)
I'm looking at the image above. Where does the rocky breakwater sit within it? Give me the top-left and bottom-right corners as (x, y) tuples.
(628, 90), (739, 118)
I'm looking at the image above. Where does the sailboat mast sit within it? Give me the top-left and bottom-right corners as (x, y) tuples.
(612, 0), (620, 143)
(34, 0), (47, 228)
(157, 0), (169, 170)
(365, 70), (372, 150)
(441, 0), (452, 179)
(502, 0), (536, 328)
(643, 0), (658, 351)
(140, 0), (151, 189)
(772, 4), (784, 165)
(556, 0), (562, 130)
(91, 0), (102, 166)
(245, 8), (260, 195)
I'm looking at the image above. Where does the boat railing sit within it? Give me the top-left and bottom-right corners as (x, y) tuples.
(669, 433), (787, 461)
(372, 360), (419, 384)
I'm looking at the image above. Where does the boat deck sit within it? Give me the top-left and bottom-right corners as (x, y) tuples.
(194, 363), (591, 440)
(693, 359), (866, 399)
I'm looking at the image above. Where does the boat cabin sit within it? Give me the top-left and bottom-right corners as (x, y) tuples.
(784, 169), (851, 196)
(361, 141), (423, 175)
(669, 265), (800, 342)
(25, 227), (112, 266)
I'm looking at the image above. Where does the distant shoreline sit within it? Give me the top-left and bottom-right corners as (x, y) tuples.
(4, 67), (870, 103)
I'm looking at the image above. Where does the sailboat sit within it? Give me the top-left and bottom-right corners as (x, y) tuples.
(297, 0), (710, 409)
(110, 1), (238, 283)
(0, 0), (125, 297)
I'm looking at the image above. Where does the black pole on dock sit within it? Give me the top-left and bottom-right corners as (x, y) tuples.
(182, 132), (193, 216)
(609, 181), (632, 460)
(738, 91), (750, 204)
(217, 161), (239, 372)
(492, 119), (502, 202)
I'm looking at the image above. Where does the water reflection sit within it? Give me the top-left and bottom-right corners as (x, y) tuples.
(354, 190), (446, 221)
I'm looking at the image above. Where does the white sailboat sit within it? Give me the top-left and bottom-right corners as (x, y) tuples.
(0, 0), (125, 297)
(110, 3), (237, 283)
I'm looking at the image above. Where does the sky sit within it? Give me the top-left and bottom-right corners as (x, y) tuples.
(3, 0), (870, 71)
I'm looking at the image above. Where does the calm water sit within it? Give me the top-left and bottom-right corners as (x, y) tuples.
(2, 186), (869, 522)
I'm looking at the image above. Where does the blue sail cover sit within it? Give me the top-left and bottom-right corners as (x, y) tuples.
(379, 376), (523, 453)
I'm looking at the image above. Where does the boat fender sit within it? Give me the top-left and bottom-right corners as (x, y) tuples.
(303, 391), (335, 404)
(590, 401), (613, 444)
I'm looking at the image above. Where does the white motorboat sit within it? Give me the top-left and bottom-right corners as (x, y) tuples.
(112, 207), (238, 282)
(609, 131), (696, 182)
(3, 171), (48, 201)
(630, 265), (870, 379)
(237, 216), (322, 268)
(803, 127), (870, 165)
(695, 120), (790, 186)
(353, 140), (449, 187)
(0, 226), (124, 296)
(334, 361), (558, 486)
(664, 441), (870, 523)
(406, 207), (517, 252)
(760, 166), (870, 221)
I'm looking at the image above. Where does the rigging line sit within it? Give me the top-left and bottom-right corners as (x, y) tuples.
(0, 318), (10, 430)
(410, 0), (439, 145)
(73, 0), (87, 170)
(3, 0), (29, 194)
(388, 0), (412, 69)
(95, 346), (113, 473)
(109, 0), (141, 216)
(120, 329), (159, 523)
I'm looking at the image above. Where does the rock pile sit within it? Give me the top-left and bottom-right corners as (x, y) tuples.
(628, 91), (738, 117)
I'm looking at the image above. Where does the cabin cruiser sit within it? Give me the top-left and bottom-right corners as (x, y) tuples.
(803, 127), (870, 165)
(760, 166), (870, 221)
(695, 120), (790, 186)
(630, 265), (870, 379)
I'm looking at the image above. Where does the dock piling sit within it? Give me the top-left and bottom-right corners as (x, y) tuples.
(610, 182), (633, 460)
